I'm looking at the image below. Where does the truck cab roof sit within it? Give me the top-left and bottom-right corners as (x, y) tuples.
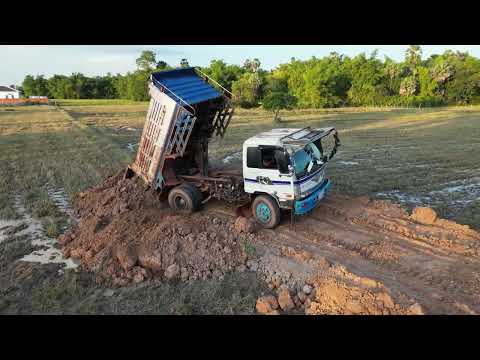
(244, 127), (336, 150)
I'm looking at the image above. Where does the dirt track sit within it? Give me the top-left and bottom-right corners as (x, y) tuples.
(239, 197), (479, 314)
(59, 172), (480, 315)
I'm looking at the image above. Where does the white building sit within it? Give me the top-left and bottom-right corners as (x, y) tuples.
(0, 85), (20, 99)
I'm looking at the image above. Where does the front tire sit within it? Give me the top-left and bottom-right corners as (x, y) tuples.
(252, 195), (281, 229)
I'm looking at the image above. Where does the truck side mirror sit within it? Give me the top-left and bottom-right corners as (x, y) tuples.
(275, 150), (290, 174)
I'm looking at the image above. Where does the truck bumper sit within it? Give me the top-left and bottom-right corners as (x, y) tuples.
(294, 179), (331, 215)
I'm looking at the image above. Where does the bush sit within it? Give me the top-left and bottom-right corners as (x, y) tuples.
(44, 218), (60, 238)
(376, 95), (445, 107)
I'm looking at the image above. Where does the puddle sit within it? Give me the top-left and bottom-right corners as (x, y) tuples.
(21, 236), (78, 269)
(46, 186), (74, 218)
(222, 151), (242, 164)
(411, 164), (432, 168)
(116, 126), (137, 132)
(126, 143), (138, 152)
(376, 176), (480, 217)
(337, 161), (359, 166)
(429, 177), (480, 195)
(376, 190), (427, 205)
(428, 177), (480, 206)
(454, 168), (480, 174)
(0, 194), (78, 269)
(370, 145), (419, 152)
(1, 197), (43, 243)
(0, 219), (36, 243)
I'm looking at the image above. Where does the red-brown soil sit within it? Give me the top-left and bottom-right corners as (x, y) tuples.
(59, 172), (250, 287)
(59, 172), (480, 314)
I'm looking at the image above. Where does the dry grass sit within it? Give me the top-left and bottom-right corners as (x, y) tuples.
(215, 106), (480, 228)
(1, 102), (479, 314)
(0, 104), (138, 226)
(1, 104), (479, 228)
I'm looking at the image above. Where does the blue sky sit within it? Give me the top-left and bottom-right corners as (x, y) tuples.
(1, 45), (480, 85)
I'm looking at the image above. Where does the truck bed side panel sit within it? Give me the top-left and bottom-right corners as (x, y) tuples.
(131, 84), (179, 185)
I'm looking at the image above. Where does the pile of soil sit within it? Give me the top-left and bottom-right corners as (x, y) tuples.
(253, 246), (420, 315)
(58, 171), (250, 287)
(256, 275), (421, 315)
(303, 276), (417, 315)
(57, 169), (480, 314)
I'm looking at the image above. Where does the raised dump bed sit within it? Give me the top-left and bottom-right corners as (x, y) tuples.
(127, 67), (234, 193)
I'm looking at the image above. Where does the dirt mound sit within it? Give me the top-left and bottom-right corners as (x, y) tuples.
(252, 246), (417, 315)
(411, 207), (438, 224)
(57, 170), (480, 314)
(59, 171), (250, 287)
(304, 276), (410, 315)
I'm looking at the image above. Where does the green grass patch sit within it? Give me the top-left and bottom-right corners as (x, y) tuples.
(53, 99), (148, 106)
(0, 104), (479, 229)
(44, 217), (60, 238)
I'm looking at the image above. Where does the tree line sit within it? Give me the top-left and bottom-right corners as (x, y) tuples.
(21, 46), (480, 113)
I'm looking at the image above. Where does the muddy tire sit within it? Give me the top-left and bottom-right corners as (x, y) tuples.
(180, 183), (203, 208)
(252, 195), (281, 229)
(168, 185), (200, 214)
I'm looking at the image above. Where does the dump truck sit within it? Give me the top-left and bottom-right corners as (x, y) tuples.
(125, 67), (340, 228)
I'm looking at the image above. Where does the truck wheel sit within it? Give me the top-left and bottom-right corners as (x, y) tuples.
(168, 185), (200, 214)
(179, 183), (203, 208)
(252, 195), (281, 229)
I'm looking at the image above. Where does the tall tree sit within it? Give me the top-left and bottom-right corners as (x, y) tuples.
(136, 50), (157, 72)
(262, 76), (296, 122)
(399, 76), (418, 97)
(200, 60), (244, 91)
(232, 72), (263, 107)
(344, 53), (387, 106)
(405, 45), (423, 74)
(156, 60), (169, 70)
(239, 58), (264, 102)
(22, 75), (36, 97)
(243, 58), (261, 73)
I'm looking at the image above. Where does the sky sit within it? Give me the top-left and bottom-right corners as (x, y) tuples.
(1, 45), (480, 86)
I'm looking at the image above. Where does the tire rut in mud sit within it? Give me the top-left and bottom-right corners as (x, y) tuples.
(57, 172), (480, 315)
(263, 196), (480, 314)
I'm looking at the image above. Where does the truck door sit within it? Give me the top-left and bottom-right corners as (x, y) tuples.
(243, 146), (293, 201)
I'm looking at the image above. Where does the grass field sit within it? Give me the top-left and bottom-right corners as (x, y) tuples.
(218, 106), (480, 228)
(1, 102), (479, 314)
(0, 102), (270, 314)
(1, 103), (479, 228)
(52, 99), (149, 106)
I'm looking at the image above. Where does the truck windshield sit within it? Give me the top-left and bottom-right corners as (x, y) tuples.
(293, 142), (324, 178)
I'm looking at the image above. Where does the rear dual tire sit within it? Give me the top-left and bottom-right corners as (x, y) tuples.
(168, 184), (202, 214)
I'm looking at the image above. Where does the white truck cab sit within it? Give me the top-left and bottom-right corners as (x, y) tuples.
(242, 127), (340, 228)
(127, 67), (341, 230)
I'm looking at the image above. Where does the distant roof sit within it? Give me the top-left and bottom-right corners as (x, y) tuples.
(0, 86), (18, 92)
(151, 68), (222, 106)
